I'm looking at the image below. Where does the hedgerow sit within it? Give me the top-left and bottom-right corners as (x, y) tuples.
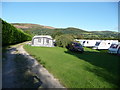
(2, 19), (32, 46)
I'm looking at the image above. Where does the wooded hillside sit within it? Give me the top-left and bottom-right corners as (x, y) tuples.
(12, 23), (120, 40)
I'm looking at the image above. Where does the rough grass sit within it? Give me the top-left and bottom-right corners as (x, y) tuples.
(24, 45), (120, 88)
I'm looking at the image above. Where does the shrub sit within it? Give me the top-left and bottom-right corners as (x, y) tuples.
(55, 34), (74, 48)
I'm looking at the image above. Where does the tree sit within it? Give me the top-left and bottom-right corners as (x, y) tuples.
(24, 30), (34, 36)
(76, 35), (83, 39)
(55, 34), (74, 48)
(51, 31), (63, 39)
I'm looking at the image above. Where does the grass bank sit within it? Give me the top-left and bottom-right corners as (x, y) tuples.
(24, 45), (120, 88)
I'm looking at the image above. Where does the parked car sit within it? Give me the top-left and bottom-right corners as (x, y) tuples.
(66, 42), (84, 53)
(108, 44), (120, 54)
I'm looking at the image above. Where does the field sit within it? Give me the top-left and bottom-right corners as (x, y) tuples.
(24, 45), (120, 88)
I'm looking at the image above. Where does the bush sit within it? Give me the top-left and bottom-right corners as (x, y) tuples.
(55, 34), (74, 48)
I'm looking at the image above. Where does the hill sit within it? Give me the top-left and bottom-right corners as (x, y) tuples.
(91, 31), (119, 39)
(12, 23), (119, 40)
(12, 23), (55, 30)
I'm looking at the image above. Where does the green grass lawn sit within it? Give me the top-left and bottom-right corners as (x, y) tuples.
(24, 45), (120, 88)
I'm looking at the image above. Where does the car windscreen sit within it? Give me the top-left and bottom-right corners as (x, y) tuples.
(74, 43), (82, 47)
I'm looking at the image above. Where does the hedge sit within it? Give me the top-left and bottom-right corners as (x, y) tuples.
(2, 19), (32, 46)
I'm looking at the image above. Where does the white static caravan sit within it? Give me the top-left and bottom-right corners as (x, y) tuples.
(75, 39), (101, 47)
(108, 43), (120, 54)
(93, 40), (119, 50)
(31, 35), (54, 47)
(75, 39), (85, 46)
(82, 40), (101, 47)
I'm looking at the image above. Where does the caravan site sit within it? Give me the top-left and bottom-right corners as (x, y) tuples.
(2, 2), (120, 89)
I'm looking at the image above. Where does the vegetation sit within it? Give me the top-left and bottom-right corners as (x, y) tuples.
(24, 45), (120, 88)
(91, 31), (119, 40)
(24, 30), (34, 37)
(2, 19), (32, 46)
(55, 34), (74, 48)
(12, 23), (120, 40)
(51, 31), (63, 39)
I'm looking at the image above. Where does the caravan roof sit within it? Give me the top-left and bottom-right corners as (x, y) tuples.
(33, 35), (53, 39)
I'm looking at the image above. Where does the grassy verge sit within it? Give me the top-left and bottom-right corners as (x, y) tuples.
(24, 45), (120, 88)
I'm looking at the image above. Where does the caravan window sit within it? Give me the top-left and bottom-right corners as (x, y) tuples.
(46, 38), (49, 44)
(83, 41), (85, 43)
(38, 38), (41, 43)
(95, 42), (100, 46)
(110, 44), (118, 48)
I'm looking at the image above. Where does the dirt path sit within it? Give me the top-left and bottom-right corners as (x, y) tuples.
(2, 42), (65, 88)
(2, 47), (20, 88)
